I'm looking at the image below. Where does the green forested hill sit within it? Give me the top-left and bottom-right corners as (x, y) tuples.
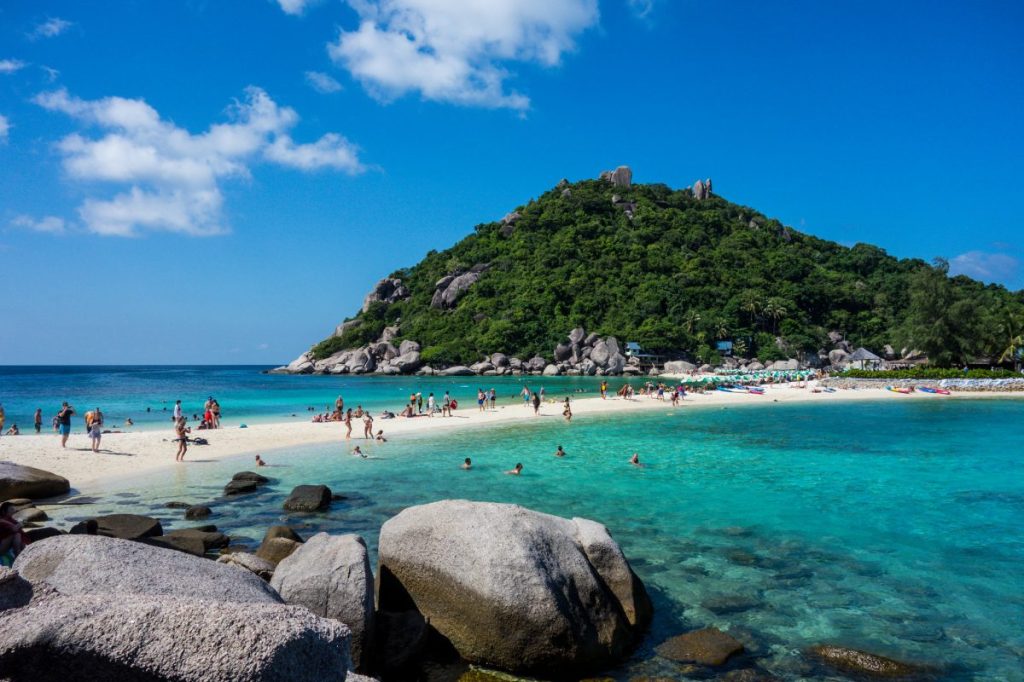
(312, 177), (1023, 368)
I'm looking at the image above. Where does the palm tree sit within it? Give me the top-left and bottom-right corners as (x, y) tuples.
(998, 313), (1024, 371)
(764, 297), (788, 335)
(683, 310), (701, 335)
(740, 294), (762, 328)
(732, 338), (748, 358)
(714, 319), (729, 340)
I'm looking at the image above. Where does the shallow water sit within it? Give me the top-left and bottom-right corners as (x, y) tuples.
(42, 397), (1024, 680)
(0, 365), (602, 431)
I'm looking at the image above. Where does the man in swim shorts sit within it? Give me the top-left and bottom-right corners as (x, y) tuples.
(57, 402), (75, 448)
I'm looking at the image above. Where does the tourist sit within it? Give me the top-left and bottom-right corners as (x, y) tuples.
(400, 404), (414, 418)
(4, 424), (18, 436)
(0, 404), (4, 437)
(375, 429), (387, 443)
(125, 417), (134, 427)
(477, 388), (486, 412)
(442, 391), (452, 417)
(427, 392), (436, 416)
(462, 457), (472, 469)
(521, 386), (531, 407)
(344, 408), (353, 439)
(563, 397), (572, 422)
(600, 380), (608, 399)
(174, 416), (189, 462)
(505, 463), (524, 475)
(0, 501), (28, 563)
(363, 411), (374, 439)
(255, 454), (267, 467)
(489, 388), (496, 410)
(335, 395), (344, 416)
(554, 445), (566, 457)
(354, 405), (364, 418)
(417, 393), (424, 414)
(89, 407), (103, 453)
(211, 398), (221, 428)
(352, 445), (367, 458)
(629, 452), (644, 467)
(57, 402), (75, 448)
(34, 408), (42, 434)
(532, 392), (541, 416)
(173, 400), (182, 423)
(539, 386), (546, 403)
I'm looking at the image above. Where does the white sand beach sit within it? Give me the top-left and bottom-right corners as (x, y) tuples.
(0, 382), (1018, 493)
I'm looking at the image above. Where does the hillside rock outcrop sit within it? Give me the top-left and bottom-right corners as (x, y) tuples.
(362, 277), (409, 313)
(431, 264), (490, 309)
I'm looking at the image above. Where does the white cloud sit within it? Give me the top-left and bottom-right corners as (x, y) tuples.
(949, 250), (1019, 283)
(628, 0), (656, 19)
(0, 114), (8, 142)
(328, 0), (599, 110)
(40, 66), (60, 82)
(0, 59), (27, 74)
(35, 86), (365, 237)
(305, 70), (343, 93)
(30, 18), (73, 40)
(277, 0), (310, 15)
(12, 215), (66, 234)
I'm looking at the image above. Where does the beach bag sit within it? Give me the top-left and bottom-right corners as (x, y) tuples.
(450, 400), (457, 410)
(193, 437), (209, 446)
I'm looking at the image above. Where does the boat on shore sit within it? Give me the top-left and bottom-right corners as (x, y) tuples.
(886, 386), (913, 394)
(917, 386), (951, 395)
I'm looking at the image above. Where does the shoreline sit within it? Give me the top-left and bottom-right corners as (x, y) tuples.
(2, 382), (1022, 494)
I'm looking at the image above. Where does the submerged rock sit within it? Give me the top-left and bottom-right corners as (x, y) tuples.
(377, 500), (651, 677)
(224, 471), (269, 496)
(0, 593), (351, 682)
(93, 513), (163, 540)
(655, 627), (745, 666)
(808, 645), (932, 678)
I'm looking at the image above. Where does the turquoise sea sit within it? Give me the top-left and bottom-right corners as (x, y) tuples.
(4, 367), (1024, 679)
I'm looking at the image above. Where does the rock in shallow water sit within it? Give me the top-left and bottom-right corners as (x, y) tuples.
(807, 645), (933, 678)
(655, 627), (745, 666)
(283, 485), (333, 512)
(377, 500), (651, 677)
(0, 592), (351, 682)
(0, 463), (70, 501)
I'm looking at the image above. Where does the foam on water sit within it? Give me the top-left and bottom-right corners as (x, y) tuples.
(18, 369), (1023, 679)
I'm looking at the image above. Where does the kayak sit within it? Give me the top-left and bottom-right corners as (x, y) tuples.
(917, 386), (951, 395)
(886, 386), (912, 394)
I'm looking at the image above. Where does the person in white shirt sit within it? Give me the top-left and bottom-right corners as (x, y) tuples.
(172, 400), (182, 423)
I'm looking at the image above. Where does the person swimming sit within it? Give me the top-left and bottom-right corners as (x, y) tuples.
(462, 457), (472, 470)
(255, 454), (267, 467)
(629, 452), (644, 467)
(375, 429), (387, 442)
(554, 445), (566, 457)
(352, 446), (365, 457)
(505, 463), (523, 475)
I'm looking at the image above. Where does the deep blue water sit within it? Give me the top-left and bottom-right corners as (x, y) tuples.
(5, 367), (1024, 679)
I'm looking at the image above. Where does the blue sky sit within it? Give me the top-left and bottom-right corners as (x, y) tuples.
(1, 0), (1022, 364)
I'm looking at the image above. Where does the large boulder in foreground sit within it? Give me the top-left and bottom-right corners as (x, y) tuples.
(0, 567), (33, 612)
(377, 500), (651, 676)
(14, 534), (281, 604)
(271, 533), (375, 670)
(0, 462), (70, 501)
(0, 592), (351, 682)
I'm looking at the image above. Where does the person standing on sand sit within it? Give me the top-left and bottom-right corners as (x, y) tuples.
(89, 407), (103, 453)
(344, 408), (353, 439)
(173, 400), (182, 423)
(601, 380), (608, 399)
(532, 392), (541, 416)
(417, 393), (424, 415)
(174, 417), (189, 461)
(427, 393), (436, 417)
(563, 397), (572, 422)
(442, 391), (452, 417)
(57, 402), (74, 448)
(521, 386), (531, 407)
(363, 411), (374, 439)
(489, 388), (496, 410)
(34, 408), (42, 434)
(335, 395), (344, 417)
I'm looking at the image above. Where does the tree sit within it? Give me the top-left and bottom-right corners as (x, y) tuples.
(998, 312), (1024, 371)
(683, 310), (701, 334)
(764, 297), (788, 335)
(900, 260), (981, 367)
